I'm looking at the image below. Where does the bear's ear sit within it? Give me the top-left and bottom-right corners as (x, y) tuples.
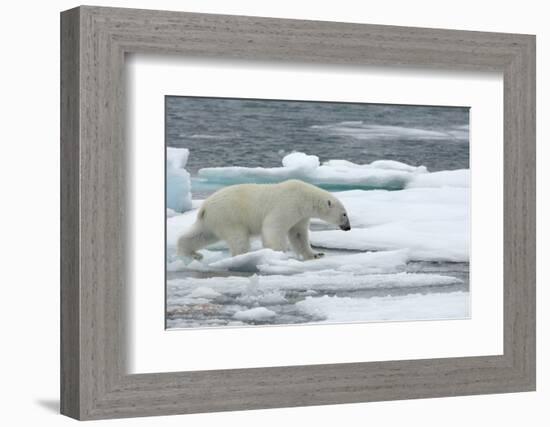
(327, 200), (332, 207)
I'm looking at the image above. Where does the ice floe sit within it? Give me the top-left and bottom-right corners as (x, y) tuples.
(168, 248), (409, 275)
(233, 307), (277, 321)
(311, 221), (467, 262)
(197, 152), (429, 190)
(189, 286), (222, 299)
(168, 271), (462, 299)
(328, 187), (468, 228)
(196, 152), (469, 191)
(308, 187), (469, 262)
(296, 291), (470, 323)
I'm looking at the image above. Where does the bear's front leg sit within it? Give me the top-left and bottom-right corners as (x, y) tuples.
(288, 219), (324, 260)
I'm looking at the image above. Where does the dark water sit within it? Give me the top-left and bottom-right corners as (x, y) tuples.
(166, 96), (469, 174)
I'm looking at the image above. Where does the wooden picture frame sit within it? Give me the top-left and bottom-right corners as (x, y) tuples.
(60, 5), (536, 420)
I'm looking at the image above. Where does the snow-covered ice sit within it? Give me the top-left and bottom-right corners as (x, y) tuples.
(296, 291), (469, 323)
(310, 187), (469, 262)
(325, 187), (468, 227)
(406, 169), (469, 189)
(311, 220), (468, 262)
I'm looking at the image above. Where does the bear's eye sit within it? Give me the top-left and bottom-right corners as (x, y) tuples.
(327, 200), (332, 207)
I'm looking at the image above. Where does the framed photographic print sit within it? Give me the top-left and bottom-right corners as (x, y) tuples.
(164, 96), (471, 330)
(61, 6), (536, 420)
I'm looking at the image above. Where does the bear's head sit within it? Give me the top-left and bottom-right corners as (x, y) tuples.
(320, 196), (351, 231)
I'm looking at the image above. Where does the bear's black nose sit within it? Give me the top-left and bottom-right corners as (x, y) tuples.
(340, 224), (351, 231)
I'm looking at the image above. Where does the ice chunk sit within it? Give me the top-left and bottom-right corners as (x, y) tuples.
(296, 291), (470, 323)
(233, 307), (277, 321)
(209, 249), (290, 273)
(281, 151), (320, 170)
(166, 147), (189, 169)
(189, 286), (221, 299)
(166, 147), (192, 212)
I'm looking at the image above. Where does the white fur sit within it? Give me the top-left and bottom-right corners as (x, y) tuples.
(177, 179), (350, 260)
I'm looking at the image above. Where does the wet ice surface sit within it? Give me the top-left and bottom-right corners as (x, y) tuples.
(166, 253), (469, 329)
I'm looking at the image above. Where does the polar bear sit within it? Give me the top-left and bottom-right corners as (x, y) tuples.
(177, 179), (350, 261)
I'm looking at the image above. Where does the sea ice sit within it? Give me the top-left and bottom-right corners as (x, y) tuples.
(197, 152), (430, 190)
(309, 187), (469, 262)
(256, 249), (409, 275)
(311, 220), (468, 262)
(169, 247), (409, 275)
(233, 307), (277, 321)
(196, 151), (470, 191)
(189, 286), (222, 299)
(167, 271), (462, 298)
(296, 291), (470, 323)
(166, 207), (201, 249)
(166, 147), (192, 212)
(406, 169), (469, 188)
(329, 187), (469, 228)
(210, 249), (290, 273)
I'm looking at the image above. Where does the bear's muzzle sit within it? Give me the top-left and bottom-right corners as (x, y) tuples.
(339, 218), (351, 231)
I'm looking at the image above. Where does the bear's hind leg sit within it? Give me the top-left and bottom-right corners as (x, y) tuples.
(177, 223), (219, 260)
(261, 217), (289, 252)
(220, 227), (251, 257)
(288, 219), (323, 260)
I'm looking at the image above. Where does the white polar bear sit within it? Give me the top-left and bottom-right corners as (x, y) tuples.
(177, 179), (351, 261)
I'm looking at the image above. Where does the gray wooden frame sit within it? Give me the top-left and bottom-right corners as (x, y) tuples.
(60, 5), (536, 421)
